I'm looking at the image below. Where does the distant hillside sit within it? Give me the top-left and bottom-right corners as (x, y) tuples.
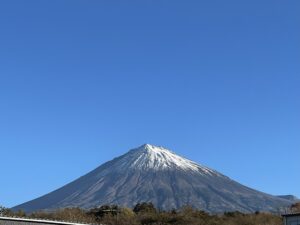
(277, 195), (299, 202)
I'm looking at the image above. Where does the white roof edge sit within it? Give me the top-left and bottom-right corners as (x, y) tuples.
(0, 216), (95, 225)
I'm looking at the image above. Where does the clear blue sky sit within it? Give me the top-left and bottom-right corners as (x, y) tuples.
(0, 1), (299, 208)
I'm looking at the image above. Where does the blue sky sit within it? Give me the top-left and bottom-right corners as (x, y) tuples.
(0, 1), (299, 207)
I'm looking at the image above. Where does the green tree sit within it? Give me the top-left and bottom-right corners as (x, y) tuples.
(0, 206), (12, 217)
(133, 202), (157, 214)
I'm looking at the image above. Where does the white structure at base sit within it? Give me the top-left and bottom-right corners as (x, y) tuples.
(283, 213), (300, 225)
(0, 216), (95, 225)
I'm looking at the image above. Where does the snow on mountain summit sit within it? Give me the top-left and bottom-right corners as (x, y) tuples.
(115, 144), (218, 175)
(13, 143), (294, 213)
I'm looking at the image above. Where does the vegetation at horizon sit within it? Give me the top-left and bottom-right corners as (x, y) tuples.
(1, 202), (300, 225)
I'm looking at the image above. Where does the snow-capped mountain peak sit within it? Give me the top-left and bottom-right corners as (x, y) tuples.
(14, 144), (294, 213)
(115, 144), (218, 175)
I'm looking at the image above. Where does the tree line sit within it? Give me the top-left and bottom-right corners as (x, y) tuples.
(0, 202), (299, 225)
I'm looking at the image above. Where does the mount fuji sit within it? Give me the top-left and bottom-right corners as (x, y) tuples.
(13, 144), (293, 213)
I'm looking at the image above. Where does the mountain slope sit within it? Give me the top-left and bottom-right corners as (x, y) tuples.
(277, 195), (299, 202)
(13, 144), (292, 213)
